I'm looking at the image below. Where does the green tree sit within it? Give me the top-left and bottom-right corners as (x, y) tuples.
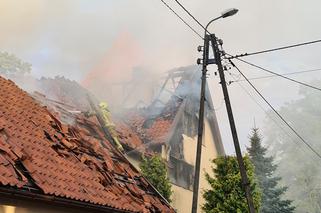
(0, 51), (31, 76)
(140, 155), (172, 202)
(202, 155), (261, 213)
(265, 82), (321, 212)
(247, 128), (294, 213)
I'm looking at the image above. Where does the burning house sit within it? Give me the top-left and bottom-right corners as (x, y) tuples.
(0, 65), (224, 212)
(0, 76), (174, 213)
(115, 66), (225, 212)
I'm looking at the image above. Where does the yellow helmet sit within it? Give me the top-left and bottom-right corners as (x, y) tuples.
(99, 102), (108, 109)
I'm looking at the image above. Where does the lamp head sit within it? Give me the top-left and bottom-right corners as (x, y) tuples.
(221, 8), (238, 18)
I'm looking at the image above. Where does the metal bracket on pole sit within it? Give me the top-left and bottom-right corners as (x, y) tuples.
(207, 58), (216, 64)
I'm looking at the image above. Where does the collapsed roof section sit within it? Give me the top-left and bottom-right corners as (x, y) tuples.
(115, 66), (225, 190)
(117, 66), (224, 156)
(0, 76), (174, 213)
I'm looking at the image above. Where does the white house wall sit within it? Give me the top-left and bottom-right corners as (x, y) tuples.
(173, 118), (220, 213)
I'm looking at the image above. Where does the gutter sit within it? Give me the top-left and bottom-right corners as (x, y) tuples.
(0, 186), (132, 213)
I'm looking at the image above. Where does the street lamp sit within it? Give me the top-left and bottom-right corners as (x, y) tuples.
(221, 8), (239, 18)
(204, 8), (239, 34)
(192, 8), (243, 213)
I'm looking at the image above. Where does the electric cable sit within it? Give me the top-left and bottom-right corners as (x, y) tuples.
(226, 54), (321, 92)
(159, 0), (203, 39)
(173, 0), (207, 31)
(170, 0), (321, 91)
(228, 39), (321, 59)
(229, 60), (321, 160)
(155, 2), (321, 209)
(171, 0), (321, 91)
(159, 0), (321, 160)
(229, 73), (321, 164)
(231, 68), (321, 83)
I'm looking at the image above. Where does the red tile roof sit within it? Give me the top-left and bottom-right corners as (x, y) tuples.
(121, 98), (183, 150)
(0, 77), (173, 213)
(114, 119), (144, 150)
(144, 118), (173, 145)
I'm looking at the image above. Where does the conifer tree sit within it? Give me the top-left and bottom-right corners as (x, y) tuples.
(247, 128), (295, 213)
(202, 155), (261, 213)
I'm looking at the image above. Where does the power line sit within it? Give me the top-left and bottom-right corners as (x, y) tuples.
(159, 0), (321, 194)
(229, 60), (321, 160)
(173, 0), (207, 31)
(166, 1), (321, 92)
(159, 0), (321, 189)
(171, 1), (321, 61)
(229, 73), (321, 164)
(164, 0), (321, 94)
(154, 1), (321, 210)
(159, 0), (203, 39)
(228, 39), (321, 59)
(228, 55), (321, 92)
(230, 68), (321, 83)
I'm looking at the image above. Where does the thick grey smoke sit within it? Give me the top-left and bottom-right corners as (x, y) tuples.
(1, 0), (321, 154)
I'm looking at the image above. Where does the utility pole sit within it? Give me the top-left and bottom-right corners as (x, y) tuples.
(209, 34), (256, 213)
(191, 34), (210, 213)
(191, 9), (249, 213)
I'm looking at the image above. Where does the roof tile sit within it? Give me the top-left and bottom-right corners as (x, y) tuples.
(0, 76), (173, 212)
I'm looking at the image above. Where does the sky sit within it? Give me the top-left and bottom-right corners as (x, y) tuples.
(1, 0), (321, 154)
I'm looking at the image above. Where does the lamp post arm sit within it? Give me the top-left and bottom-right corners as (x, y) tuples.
(204, 16), (223, 34)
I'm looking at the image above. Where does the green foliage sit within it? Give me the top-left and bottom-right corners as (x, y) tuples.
(0, 51), (31, 76)
(202, 155), (261, 213)
(247, 128), (295, 213)
(140, 155), (172, 202)
(265, 83), (321, 212)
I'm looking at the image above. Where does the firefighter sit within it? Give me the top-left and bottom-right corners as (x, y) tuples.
(85, 101), (124, 152)
(98, 102), (124, 151)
